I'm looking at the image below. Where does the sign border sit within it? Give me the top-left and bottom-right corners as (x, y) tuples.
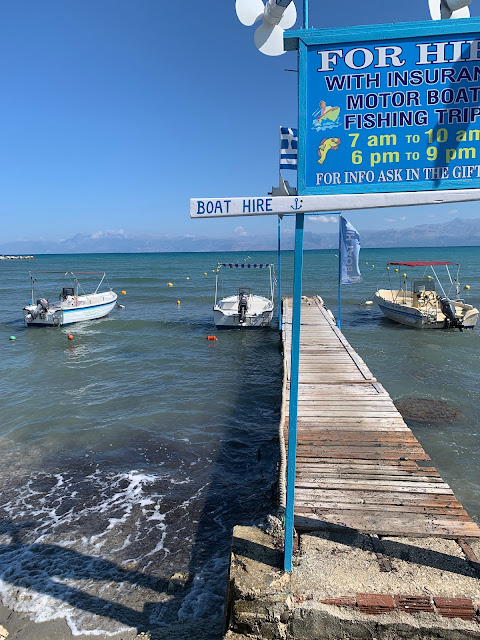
(286, 17), (480, 197)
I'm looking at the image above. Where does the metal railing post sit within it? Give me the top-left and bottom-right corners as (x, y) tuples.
(284, 211), (304, 572)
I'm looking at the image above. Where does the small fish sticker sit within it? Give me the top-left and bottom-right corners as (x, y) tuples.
(317, 137), (341, 164)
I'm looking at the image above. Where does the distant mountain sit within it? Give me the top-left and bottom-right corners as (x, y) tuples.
(2, 218), (480, 254)
(360, 217), (480, 249)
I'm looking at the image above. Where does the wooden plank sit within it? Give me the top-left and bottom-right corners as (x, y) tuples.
(296, 464), (439, 474)
(295, 503), (467, 516)
(294, 488), (458, 503)
(294, 513), (480, 538)
(296, 473), (444, 483)
(295, 480), (452, 491)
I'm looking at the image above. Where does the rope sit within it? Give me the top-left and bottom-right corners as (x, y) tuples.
(278, 297), (288, 520)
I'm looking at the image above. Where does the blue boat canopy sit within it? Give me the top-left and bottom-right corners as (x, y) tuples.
(218, 263), (273, 269)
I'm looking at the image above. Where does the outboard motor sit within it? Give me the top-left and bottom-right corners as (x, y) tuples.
(238, 291), (248, 324)
(30, 298), (49, 320)
(439, 295), (462, 329)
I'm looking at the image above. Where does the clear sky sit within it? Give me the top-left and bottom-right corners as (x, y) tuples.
(1, 0), (480, 244)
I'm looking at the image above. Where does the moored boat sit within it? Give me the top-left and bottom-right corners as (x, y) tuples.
(374, 261), (478, 330)
(213, 263), (275, 329)
(23, 271), (117, 327)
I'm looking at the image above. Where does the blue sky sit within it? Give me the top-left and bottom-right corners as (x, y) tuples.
(1, 0), (480, 245)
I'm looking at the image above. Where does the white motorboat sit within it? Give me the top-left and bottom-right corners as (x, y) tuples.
(23, 271), (117, 327)
(213, 263), (275, 329)
(374, 261), (478, 330)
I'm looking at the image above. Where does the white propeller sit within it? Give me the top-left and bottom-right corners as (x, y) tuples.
(428, 0), (471, 19)
(235, 0), (297, 56)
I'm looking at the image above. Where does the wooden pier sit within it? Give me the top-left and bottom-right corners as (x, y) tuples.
(281, 295), (480, 540)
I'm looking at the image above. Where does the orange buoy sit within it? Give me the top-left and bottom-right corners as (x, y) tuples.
(67, 334), (73, 340)
(206, 335), (217, 341)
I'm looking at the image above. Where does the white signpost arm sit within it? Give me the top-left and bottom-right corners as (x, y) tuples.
(190, 188), (480, 219)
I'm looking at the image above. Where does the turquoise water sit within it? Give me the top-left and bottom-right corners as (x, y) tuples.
(0, 248), (478, 636)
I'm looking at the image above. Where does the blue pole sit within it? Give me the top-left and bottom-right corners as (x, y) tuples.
(278, 216), (282, 332)
(284, 212), (304, 573)
(338, 214), (342, 330)
(303, 0), (308, 29)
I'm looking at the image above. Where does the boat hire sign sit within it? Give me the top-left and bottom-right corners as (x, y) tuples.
(291, 18), (480, 196)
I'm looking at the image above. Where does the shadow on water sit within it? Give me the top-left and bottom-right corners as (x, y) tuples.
(181, 326), (281, 632)
(0, 325), (282, 638)
(0, 521), (165, 633)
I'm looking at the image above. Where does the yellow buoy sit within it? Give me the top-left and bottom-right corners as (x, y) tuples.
(177, 300), (181, 305)
(394, 268), (399, 273)
(168, 282), (173, 287)
(402, 273), (407, 278)
(371, 265), (374, 268)
(204, 272), (207, 276)
(427, 275), (432, 279)
(464, 284), (471, 290)
(365, 262), (369, 265)
(186, 277), (190, 280)
(121, 290), (126, 295)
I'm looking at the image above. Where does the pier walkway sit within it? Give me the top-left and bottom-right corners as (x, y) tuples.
(281, 295), (480, 539)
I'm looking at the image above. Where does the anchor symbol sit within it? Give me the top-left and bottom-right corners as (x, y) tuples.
(291, 198), (303, 211)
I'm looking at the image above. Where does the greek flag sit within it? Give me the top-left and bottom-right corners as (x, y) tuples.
(340, 217), (362, 284)
(280, 127), (298, 170)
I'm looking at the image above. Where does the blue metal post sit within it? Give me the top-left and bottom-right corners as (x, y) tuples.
(338, 214), (342, 330)
(284, 212), (304, 573)
(303, 0), (308, 29)
(278, 215), (282, 332)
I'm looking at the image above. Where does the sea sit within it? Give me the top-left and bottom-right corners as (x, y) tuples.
(0, 247), (478, 638)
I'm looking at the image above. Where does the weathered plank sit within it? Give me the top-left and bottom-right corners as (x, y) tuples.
(281, 295), (480, 539)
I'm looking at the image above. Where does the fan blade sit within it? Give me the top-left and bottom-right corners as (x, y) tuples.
(254, 22), (285, 56)
(263, 0), (296, 26)
(278, 0), (296, 29)
(235, 0), (265, 26)
(450, 6), (471, 16)
(429, 0), (470, 18)
(428, 0), (441, 19)
(432, 0), (471, 17)
(445, 0), (472, 10)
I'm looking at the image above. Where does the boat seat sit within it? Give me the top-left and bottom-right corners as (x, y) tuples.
(414, 290), (437, 308)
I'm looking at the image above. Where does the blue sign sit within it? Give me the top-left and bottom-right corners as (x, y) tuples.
(290, 19), (480, 196)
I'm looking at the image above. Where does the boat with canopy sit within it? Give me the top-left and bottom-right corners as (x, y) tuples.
(213, 263), (275, 328)
(373, 261), (478, 330)
(23, 271), (117, 327)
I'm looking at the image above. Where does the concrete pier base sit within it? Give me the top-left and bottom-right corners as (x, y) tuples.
(224, 525), (480, 640)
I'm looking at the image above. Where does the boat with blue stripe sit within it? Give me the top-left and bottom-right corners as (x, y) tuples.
(23, 271), (117, 327)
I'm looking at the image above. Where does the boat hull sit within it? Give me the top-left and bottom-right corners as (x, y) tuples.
(213, 308), (274, 329)
(374, 292), (478, 329)
(24, 292), (117, 327)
